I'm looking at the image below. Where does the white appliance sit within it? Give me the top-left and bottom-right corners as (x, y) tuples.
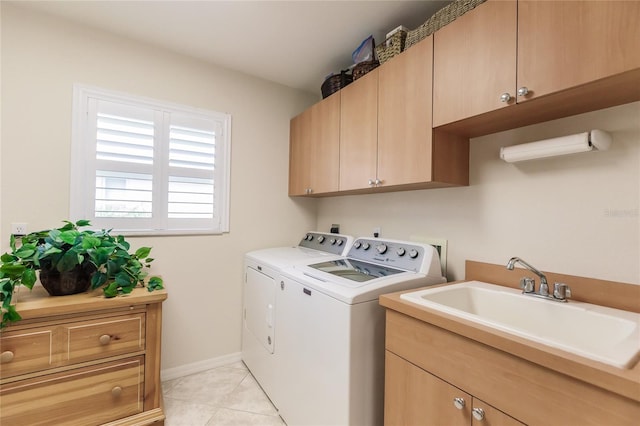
(275, 238), (446, 426)
(242, 232), (353, 408)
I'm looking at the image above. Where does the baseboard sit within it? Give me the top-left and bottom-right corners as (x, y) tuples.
(161, 351), (243, 381)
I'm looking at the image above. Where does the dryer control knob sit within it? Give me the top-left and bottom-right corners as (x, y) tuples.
(354, 242), (362, 249)
(362, 243), (371, 250)
(330, 238), (337, 245)
(306, 234), (313, 241)
(409, 249), (419, 259)
(396, 247), (406, 256)
(337, 239), (344, 246)
(317, 236), (325, 243)
(376, 244), (388, 254)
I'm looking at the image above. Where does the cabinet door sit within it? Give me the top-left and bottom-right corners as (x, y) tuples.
(517, 0), (640, 102)
(339, 70), (379, 191)
(288, 93), (340, 196)
(309, 93), (340, 194)
(288, 110), (312, 196)
(472, 398), (525, 426)
(385, 351), (470, 426)
(378, 36), (434, 187)
(433, 0), (517, 126)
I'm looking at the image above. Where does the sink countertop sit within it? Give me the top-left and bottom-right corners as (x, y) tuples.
(380, 273), (640, 403)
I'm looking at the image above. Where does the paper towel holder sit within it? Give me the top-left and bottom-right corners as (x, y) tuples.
(500, 130), (612, 163)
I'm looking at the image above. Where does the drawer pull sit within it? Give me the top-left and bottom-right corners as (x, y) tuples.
(111, 386), (123, 397)
(99, 334), (112, 345)
(1, 350), (15, 363)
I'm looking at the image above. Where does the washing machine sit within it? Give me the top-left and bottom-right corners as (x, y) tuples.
(275, 238), (446, 426)
(241, 232), (353, 408)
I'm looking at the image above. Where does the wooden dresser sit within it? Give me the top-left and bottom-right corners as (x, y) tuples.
(0, 285), (168, 426)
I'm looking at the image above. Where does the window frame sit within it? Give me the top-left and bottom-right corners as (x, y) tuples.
(70, 84), (231, 236)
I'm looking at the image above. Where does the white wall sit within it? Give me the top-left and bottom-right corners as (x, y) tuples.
(318, 102), (640, 285)
(0, 4), (317, 370)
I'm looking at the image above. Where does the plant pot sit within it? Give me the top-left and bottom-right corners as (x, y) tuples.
(39, 262), (96, 296)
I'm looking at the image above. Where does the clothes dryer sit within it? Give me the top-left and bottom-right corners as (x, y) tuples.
(241, 232), (353, 408)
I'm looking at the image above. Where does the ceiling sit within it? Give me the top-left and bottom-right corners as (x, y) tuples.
(11, 0), (451, 95)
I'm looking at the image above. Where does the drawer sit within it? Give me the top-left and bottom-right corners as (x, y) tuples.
(0, 356), (144, 425)
(0, 328), (55, 378)
(64, 313), (145, 363)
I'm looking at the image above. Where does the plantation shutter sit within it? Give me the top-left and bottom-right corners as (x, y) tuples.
(94, 100), (155, 219)
(72, 85), (231, 235)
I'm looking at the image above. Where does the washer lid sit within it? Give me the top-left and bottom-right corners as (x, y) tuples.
(308, 258), (404, 283)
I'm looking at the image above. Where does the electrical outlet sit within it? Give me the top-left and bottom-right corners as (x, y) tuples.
(373, 227), (381, 237)
(11, 223), (28, 236)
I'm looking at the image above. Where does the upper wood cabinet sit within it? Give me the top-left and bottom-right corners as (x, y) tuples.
(339, 36), (469, 194)
(378, 36), (435, 188)
(339, 69), (379, 192)
(517, 0), (640, 101)
(288, 93), (340, 196)
(434, 0), (640, 128)
(433, 0), (517, 127)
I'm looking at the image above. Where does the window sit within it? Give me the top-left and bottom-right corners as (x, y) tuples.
(71, 85), (231, 235)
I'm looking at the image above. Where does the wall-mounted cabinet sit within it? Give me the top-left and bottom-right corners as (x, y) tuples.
(289, 0), (639, 197)
(433, 0), (517, 127)
(339, 68), (379, 191)
(288, 92), (340, 196)
(433, 0), (640, 136)
(292, 36), (469, 197)
(517, 0), (640, 101)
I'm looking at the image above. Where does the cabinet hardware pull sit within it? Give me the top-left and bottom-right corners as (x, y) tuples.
(517, 86), (530, 97)
(111, 386), (123, 397)
(453, 397), (465, 410)
(99, 334), (111, 345)
(500, 93), (512, 103)
(0, 351), (14, 363)
(472, 407), (485, 421)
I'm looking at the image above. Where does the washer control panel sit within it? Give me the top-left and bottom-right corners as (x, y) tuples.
(348, 238), (430, 273)
(298, 232), (353, 255)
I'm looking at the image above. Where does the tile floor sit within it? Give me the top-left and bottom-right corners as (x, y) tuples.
(162, 361), (286, 426)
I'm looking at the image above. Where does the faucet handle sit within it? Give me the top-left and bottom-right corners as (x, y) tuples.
(553, 282), (571, 301)
(519, 277), (535, 293)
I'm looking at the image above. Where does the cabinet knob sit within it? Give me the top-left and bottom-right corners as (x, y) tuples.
(517, 86), (530, 97)
(374, 179), (382, 186)
(111, 386), (123, 397)
(368, 179), (375, 186)
(0, 351), (15, 363)
(99, 334), (111, 345)
(472, 407), (485, 421)
(500, 93), (512, 103)
(453, 397), (466, 410)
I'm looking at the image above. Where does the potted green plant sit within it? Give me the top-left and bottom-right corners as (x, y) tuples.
(0, 220), (163, 328)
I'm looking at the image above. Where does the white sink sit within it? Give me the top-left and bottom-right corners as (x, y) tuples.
(400, 281), (640, 369)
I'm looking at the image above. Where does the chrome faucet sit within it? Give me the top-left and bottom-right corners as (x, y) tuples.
(506, 257), (571, 302)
